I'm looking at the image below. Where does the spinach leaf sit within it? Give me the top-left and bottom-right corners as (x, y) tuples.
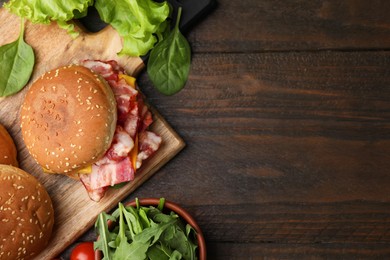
(147, 7), (191, 96)
(0, 19), (34, 97)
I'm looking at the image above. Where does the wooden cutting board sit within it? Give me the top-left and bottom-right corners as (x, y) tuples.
(0, 9), (185, 259)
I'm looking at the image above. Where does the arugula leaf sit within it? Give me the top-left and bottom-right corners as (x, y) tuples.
(4, 0), (93, 38)
(160, 223), (197, 260)
(169, 250), (183, 260)
(122, 204), (143, 238)
(147, 7), (191, 96)
(94, 0), (171, 56)
(147, 243), (171, 260)
(0, 18), (34, 97)
(114, 240), (150, 260)
(94, 212), (117, 260)
(113, 203), (150, 260)
(139, 207), (152, 229)
(95, 198), (199, 260)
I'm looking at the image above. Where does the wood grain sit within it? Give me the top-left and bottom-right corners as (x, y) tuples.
(188, 0), (390, 52)
(0, 9), (184, 259)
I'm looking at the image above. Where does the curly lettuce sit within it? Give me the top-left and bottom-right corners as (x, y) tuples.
(4, 0), (93, 38)
(94, 0), (171, 56)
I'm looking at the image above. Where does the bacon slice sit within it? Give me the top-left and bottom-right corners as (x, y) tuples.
(80, 158), (134, 202)
(105, 126), (134, 161)
(124, 105), (140, 139)
(79, 60), (161, 202)
(136, 131), (162, 169)
(79, 176), (107, 202)
(81, 157), (134, 189)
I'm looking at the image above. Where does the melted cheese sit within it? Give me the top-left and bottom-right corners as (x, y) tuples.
(118, 74), (136, 89)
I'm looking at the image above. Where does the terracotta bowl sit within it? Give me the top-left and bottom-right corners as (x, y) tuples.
(95, 198), (206, 260)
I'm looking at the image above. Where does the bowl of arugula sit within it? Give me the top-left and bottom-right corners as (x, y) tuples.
(94, 198), (206, 260)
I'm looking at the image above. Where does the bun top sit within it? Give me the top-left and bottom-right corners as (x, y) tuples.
(0, 123), (18, 167)
(0, 165), (54, 259)
(20, 65), (117, 174)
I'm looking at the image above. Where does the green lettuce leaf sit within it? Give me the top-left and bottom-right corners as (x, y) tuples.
(94, 0), (171, 56)
(4, 0), (93, 38)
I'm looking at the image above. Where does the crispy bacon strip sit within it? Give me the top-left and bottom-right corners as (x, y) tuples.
(80, 157), (134, 190)
(79, 60), (161, 201)
(136, 131), (162, 169)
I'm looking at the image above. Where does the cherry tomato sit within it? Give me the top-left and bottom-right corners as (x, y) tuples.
(70, 242), (95, 260)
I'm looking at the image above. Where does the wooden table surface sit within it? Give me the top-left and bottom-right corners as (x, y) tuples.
(4, 0), (390, 259)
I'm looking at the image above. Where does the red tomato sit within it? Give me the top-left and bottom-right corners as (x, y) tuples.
(70, 242), (95, 260)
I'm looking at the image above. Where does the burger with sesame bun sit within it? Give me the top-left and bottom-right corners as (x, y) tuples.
(0, 165), (54, 260)
(0, 123), (18, 167)
(20, 60), (162, 202)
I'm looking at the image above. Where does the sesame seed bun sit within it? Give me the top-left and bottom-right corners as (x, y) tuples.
(0, 165), (54, 259)
(20, 65), (117, 174)
(0, 123), (18, 167)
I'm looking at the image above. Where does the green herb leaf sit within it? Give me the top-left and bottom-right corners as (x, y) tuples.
(94, 212), (117, 260)
(147, 7), (191, 96)
(160, 223), (198, 260)
(112, 182), (128, 189)
(95, 199), (199, 260)
(158, 197), (166, 211)
(0, 19), (34, 97)
(147, 243), (171, 260)
(113, 203), (150, 260)
(169, 250), (183, 260)
(94, 0), (171, 56)
(113, 240), (150, 260)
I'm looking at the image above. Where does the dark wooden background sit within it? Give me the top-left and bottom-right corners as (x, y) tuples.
(5, 0), (390, 259)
